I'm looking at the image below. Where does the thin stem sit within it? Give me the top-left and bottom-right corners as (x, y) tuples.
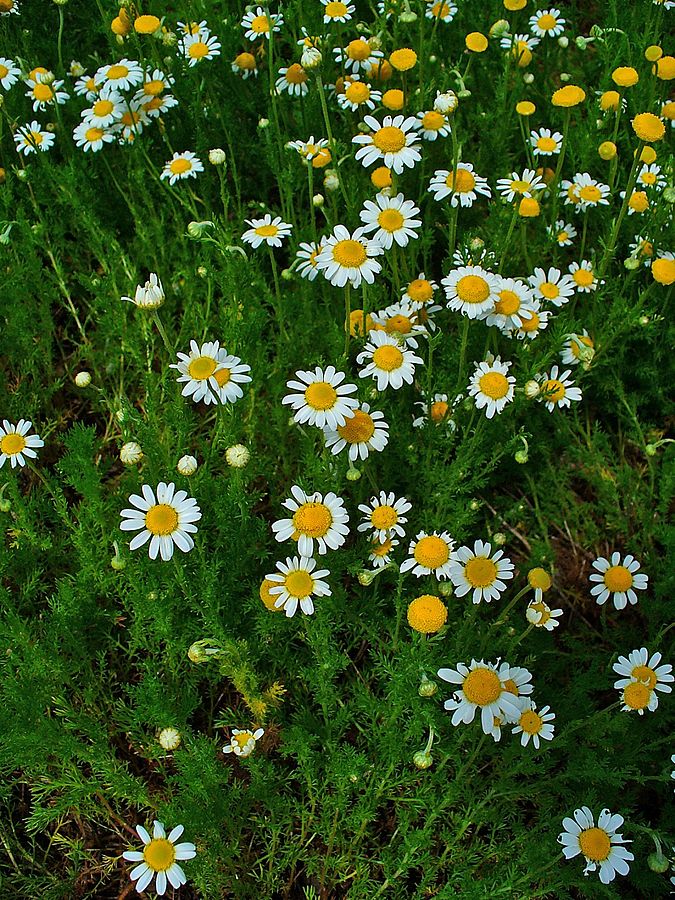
(599, 141), (644, 278)
(498, 206), (519, 273)
(549, 109), (571, 225)
(344, 282), (352, 356)
(152, 310), (173, 355)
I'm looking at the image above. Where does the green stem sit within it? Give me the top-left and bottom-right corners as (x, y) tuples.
(549, 109), (571, 225)
(152, 310), (173, 355)
(599, 142), (644, 278)
(498, 206), (519, 273)
(344, 282), (352, 356)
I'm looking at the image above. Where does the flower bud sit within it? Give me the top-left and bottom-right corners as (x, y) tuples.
(399, 10), (417, 22)
(457, 88), (472, 98)
(413, 750), (433, 769)
(188, 639), (223, 664)
(662, 187), (675, 204)
(158, 727), (181, 751)
(433, 90), (458, 114)
(418, 675), (437, 697)
(346, 466), (361, 481)
(638, 315), (649, 326)
(258, 117), (270, 129)
(522, 72), (534, 84)
(357, 569), (377, 586)
(120, 441), (143, 465)
(575, 37), (588, 50)
(623, 257), (640, 270)
(559, 72), (571, 82)
(647, 851), (669, 874)
(0, 499), (11, 513)
(515, 449), (528, 464)
(323, 170), (340, 192)
(437, 581), (454, 597)
(301, 46), (322, 69)
(208, 148), (226, 165)
(469, 499), (480, 511)
(74, 371), (91, 387)
(558, 35), (569, 48)
(69, 60), (85, 77)
(489, 19), (510, 39)
(645, 444), (657, 457)
(524, 380), (540, 399)
(493, 532), (507, 546)
(312, 193), (324, 207)
(226, 444), (250, 468)
(111, 555), (126, 571)
(177, 454), (197, 476)
(598, 141), (616, 160)
(187, 220), (214, 239)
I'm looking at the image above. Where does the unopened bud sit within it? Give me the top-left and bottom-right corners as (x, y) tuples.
(647, 851), (669, 874)
(301, 46), (322, 69)
(120, 441), (143, 465)
(638, 315), (650, 326)
(457, 88), (471, 99)
(399, 10), (417, 22)
(324, 170), (339, 192)
(177, 454), (197, 476)
(346, 466), (361, 481)
(437, 581), (454, 597)
(645, 444), (657, 457)
(575, 37), (588, 50)
(0, 499), (11, 513)
(226, 443), (250, 468)
(522, 72), (534, 84)
(187, 639), (223, 664)
(418, 675), (437, 697)
(623, 257), (640, 270)
(662, 186), (675, 204)
(187, 220), (214, 239)
(158, 727), (181, 751)
(413, 750), (433, 769)
(74, 371), (91, 387)
(524, 380), (540, 399)
(312, 193), (324, 207)
(258, 117), (270, 129)
(493, 532), (507, 546)
(515, 449), (528, 464)
(559, 72), (571, 82)
(558, 35), (569, 48)
(357, 569), (377, 586)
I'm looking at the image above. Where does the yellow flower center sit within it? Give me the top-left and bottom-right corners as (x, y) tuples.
(170, 158), (192, 175)
(494, 290), (521, 315)
(430, 400), (449, 422)
(1, 433), (26, 455)
(431, 1), (451, 16)
(188, 355), (217, 380)
(385, 314), (412, 335)
(0, 0), (13, 10)
(145, 504), (179, 536)
(652, 258), (675, 284)
(293, 502), (332, 538)
(345, 81), (370, 103)
(478, 372), (510, 400)
(557, 231), (568, 243)
(578, 828), (612, 862)
(260, 578), (282, 611)
(407, 279), (433, 302)
(503, 678), (520, 695)
(284, 569), (315, 598)
(446, 168), (476, 192)
(332, 239), (367, 267)
(528, 567), (551, 591)
(510, 179), (531, 195)
(214, 368), (231, 387)
(0, 65), (8, 78)
(144, 79), (166, 96)
(570, 335), (593, 358)
(537, 13), (556, 29)
(390, 49), (417, 71)
(347, 39), (370, 61)
(640, 171), (657, 185)
(371, 536), (393, 557)
(234, 730), (254, 749)
(530, 600), (552, 624)
(519, 311), (540, 332)
(85, 127), (104, 142)
(537, 136), (558, 152)
(542, 379), (566, 402)
(623, 681), (652, 710)
(377, 209), (405, 232)
(603, 565), (632, 592)
(372, 345), (404, 371)
(285, 63), (307, 84)
(573, 269), (594, 287)
(372, 126), (407, 153)
(464, 556), (498, 587)
(251, 14), (270, 33)
(337, 409), (375, 443)
(106, 64), (129, 80)
(371, 506), (398, 530)
(407, 594), (447, 633)
(235, 53), (256, 70)
(33, 83), (54, 102)
(304, 381), (338, 410)
(520, 710), (544, 734)
(456, 275), (490, 304)
(255, 223), (279, 237)
(413, 535), (449, 568)
(143, 838), (176, 872)
(29, 131), (44, 145)
(579, 184), (602, 203)
(325, 0), (348, 14)
(121, 110), (142, 127)
(422, 111), (445, 131)
(93, 99), (114, 117)
(462, 668), (501, 706)
(189, 41), (210, 59)
(539, 282), (560, 300)
(631, 664), (657, 689)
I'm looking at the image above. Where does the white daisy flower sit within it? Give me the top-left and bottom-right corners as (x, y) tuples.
(486, 277), (536, 331)
(467, 358), (516, 418)
(589, 552), (648, 610)
(266, 556), (331, 616)
(547, 219), (577, 246)
(276, 64), (309, 97)
(628, 235), (655, 266)
(560, 331), (594, 367)
(0, 419), (44, 469)
(115, 99), (151, 143)
(288, 136), (330, 163)
(170, 340), (251, 406)
(359, 192), (422, 249)
(402, 273), (440, 308)
(498, 662), (534, 704)
(241, 214), (293, 249)
(613, 649), (673, 705)
(323, 402), (389, 461)
(337, 76), (381, 112)
(412, 393), (457, 430)
(119, 482), (201, 561)
(371, 300), (431, 344)
(223, 727), (264, 756)
(449, 539), (515, 603)
(72, 121), (116, 153)
(357, 331), (423, 391)
(515, 304), (551, 340)
(568, 260), (600, 293)
(98, 58), (143, 91)
(526, 598), (563, 630)
(400, 530), (455, 579)
(500, 33), (540, 62)
(637, 164), (667, 191)
(272, 485), (349, 558)
(177, 20), (208, 36)
(530, 127), (564, 156)
(122, 821), (196, 896)
(352, 114), (421, 174)
(529, 7), (566, 37)
(437, 659), (523, 737)
(160, 151), (203, 185)
(368, 534), (399, 568)
(334, 38), (383, 74)
(180, 30), (221, 66)
(81, 86), (124, 128)
(139, 91), (179, 118)
(442, 265), (499, 319)
(296, 241), (324, 281)
(241, 7), (284, 41)
(74, 73), (103, 100)
(529, 266), (575, 307)
(414, 109), (452, 141)
(496, 168), (545, 203)
(558, 807), (633, 884)
(282, 366), (358, 429)
(428, 163), (492, 207)
(14, 120), (55, 155)
(512, 700), (556, 747)
(25, 76), (69, 112)
(231, 51), (258, 80)
(357, 491), (412, 541)
(136, 68), (175, 97)
(573, 173), (611, 210)
(536, 365), (582, 412)
(425, 0), (458, 22)
(315, 225), (383, 288)
(0, 57), (21, 91)
(122, 273), (164, 309)
(321, 0), (355, 23)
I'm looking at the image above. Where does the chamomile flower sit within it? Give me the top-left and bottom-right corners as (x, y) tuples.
(499, 663), (534, 703)
(560, 331), (594, 366)
(0, 420), (43, 469)
(242, 214), (292, 249)
(171, 340), (251, 406)
(357, 331), (424, 391)
(468, 358), (516, 418)
(437, 660), (522, 737)
(400, 531), (455, 579)
(500, 33), (540, 66)
(72, 121), (115, 152)
(241, 7), (284, 41)
(357, 492), (411, 541)
(402, 273), (440, 309)
(81, 87), (124, 128)
(288, 136), (330, 164)
(282, 366), (358, 429)
(139, 91), (178, 118)
(548, 220), (577, 247)
(368, 535), (399, 568)
(412, 394), (457, 429)
(496, 168), (545, 203)
(449, 539), (515, 603)
(589, 552), (648, 610)
(569, 260), (600, 293)
(0, 57), (21, 91)
(359, 193), (422, 249)
(558, 808), (633, 884)
(529, 266), (575, 307)
(160, 151), (203, 185)
(537, 365), (582, 411)
(530, 127), (564, 156)
(115, 100), (151, 143)
(266, 556), (331, 616)
(526, 598), (563, 630)
(180, 30), (222, 66)
(515, 304), (551, 340)
(428, 163), (492, 207)
(223, 727), (264, 756)
(296, 241), (324, 281)
(613, 649), (673, 707)
(24, 76), (69, 112)
(122, 821), (196, 896)
(119, 482), (201, 561)
(272, 485), (349, 557)
(442, 266), (499, 319)
(486, 278), (536, 331)
(573, 173), (611, 210)
(334, 38), (383, 74)
(98, 59), (143, 91)
(352, 114), (422, 174)
(414, 109), (452, 141)
(137, 68), (175, 99)
(321, 0), (355, 23)
(371, 300), (431, 344)
(74, 73), (103, 101)
(617, 680), (659, 714)
(122, 273), (164, 308)
(14, 121), (55, 155)
(276, 64), (309, 97)
(324, 402), (389, 461)
(636, 164), (666, 191)
(425, 0), (458, 22)
(512, 701), (556, 747)
(529, 7), (566, 37)
(315, 225), (383, 288)
(338, 75), (381, 111)
(177, 20), (208, 36)
(231, 52), (258, 79)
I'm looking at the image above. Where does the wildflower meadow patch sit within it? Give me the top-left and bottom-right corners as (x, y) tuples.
(0, 0), (674, 897)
